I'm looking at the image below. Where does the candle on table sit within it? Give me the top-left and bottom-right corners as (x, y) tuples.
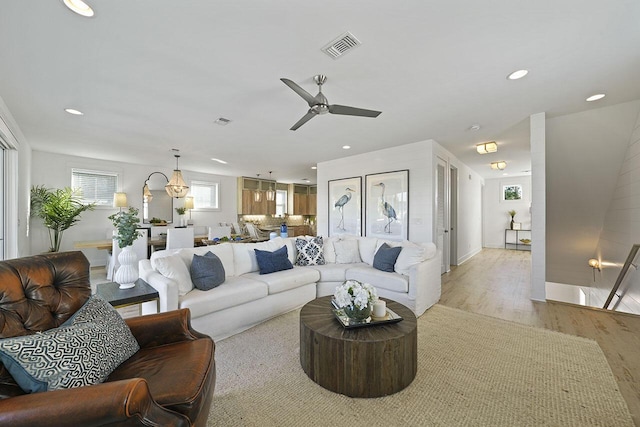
(373, 300), (386, 318)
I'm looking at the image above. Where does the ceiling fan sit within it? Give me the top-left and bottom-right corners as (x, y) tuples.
(280, 75), (382, 131)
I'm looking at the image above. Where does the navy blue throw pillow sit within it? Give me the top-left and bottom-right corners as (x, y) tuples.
(373, 243), (402, 272)
(254, 245), (294, 275)
(191, 251), (226, 290)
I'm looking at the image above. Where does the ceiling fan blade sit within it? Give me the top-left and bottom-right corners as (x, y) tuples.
(290, 110), (317, 131)
(329, 104), (381, 118)
(281, 78), (317, 107)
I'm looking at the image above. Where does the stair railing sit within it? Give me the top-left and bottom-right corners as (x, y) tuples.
(603, 244), (640, 310)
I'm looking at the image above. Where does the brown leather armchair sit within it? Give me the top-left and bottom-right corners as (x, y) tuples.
(0, 251), (215, 427)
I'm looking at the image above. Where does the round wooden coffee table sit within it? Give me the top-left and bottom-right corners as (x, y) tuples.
(299, 296), (417, 398)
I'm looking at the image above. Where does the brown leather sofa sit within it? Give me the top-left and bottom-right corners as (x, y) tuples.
(0, 251), (215, 427)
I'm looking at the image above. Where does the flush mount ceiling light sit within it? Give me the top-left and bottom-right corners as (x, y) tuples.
(476, 141), (498, 154)
(586, 93), (606, 102)
(507, 69), (528, 80)
(342, 145), (351, 150)
(214, 117), (232, 126)
(165, 152), (189, 198)
(64, 108), (84, 115)
(62, 0), (94, 17)
(211, 158), (227, 164)
(311, 166), (317, 170)
(491, 161), (507, 170)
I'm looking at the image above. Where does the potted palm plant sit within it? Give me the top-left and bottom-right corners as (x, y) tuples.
(108, 207), (142, 289)
(30, 186), (95, 252)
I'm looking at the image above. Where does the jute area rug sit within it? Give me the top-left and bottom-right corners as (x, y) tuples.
(207, 304), (633, 427)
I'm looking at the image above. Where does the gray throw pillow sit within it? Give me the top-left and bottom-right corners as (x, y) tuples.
(0, 295), (139, 393)
(373, 243), (402, 272)
(191, 251), (226, 290)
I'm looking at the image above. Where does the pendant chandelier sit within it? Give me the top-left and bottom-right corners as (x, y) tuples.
(143, 183), (153, 203)
(165, 154), (189, 198)
(266, 171), (276, 202)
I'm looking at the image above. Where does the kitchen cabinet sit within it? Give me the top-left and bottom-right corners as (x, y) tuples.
(238, 177), (276, 215)
(290, 185), (317, 215)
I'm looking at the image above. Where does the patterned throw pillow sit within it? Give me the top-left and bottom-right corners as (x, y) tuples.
(0, 295), (139, 393)
(295, 236), (326, 266)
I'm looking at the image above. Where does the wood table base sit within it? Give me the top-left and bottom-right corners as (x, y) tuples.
(299, 296), (417, 398)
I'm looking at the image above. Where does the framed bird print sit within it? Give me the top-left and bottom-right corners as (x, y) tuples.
(365, 170), (409, 240)
(328, 176), (362, 236)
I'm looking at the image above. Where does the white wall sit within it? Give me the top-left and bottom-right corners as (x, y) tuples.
(30, 151), (237, 266)
(545, 100), (640, 287)
(317, 140), (483, 265)
(483, 176), (532, 249)
(592, 107), (640, 312)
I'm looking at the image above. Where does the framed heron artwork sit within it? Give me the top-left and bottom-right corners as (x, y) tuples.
(365, 170), (409, 240)
(328, 176), (362, 236)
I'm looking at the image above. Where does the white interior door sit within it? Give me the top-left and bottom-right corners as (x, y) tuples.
(436, 157), (450, 273)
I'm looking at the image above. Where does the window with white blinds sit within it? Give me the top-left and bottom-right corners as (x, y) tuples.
(71, 169), (118, 206)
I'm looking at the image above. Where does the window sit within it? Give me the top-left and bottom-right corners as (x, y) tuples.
(71, 169), (118, 206)
(275, 190), (287, 217)
(191, 181), (219, 210)
(503, 184), (522, 201)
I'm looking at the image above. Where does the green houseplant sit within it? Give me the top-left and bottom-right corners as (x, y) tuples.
(30, 186), (95, 252)
(108, 207), (142, 248)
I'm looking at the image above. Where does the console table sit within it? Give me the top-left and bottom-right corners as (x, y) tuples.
(504, 229), (532, 251)
(299, 296), (417, 398)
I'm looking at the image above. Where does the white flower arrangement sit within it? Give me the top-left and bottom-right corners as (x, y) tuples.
(333, 280), (378, 310)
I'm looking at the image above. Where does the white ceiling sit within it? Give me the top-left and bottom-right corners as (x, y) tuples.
(1, 1), (639, 183)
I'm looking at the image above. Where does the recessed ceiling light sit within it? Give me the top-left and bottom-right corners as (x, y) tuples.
(342, 145), (351, 150)
(507, 69), (528, 80)
(311, 166), (317, 170)
(586, 93), (605, 102)
(62, 0), (94, 17)
(502, 173), (509, 176)
(64, 108), (84, 115)
(468, 124), (481, 131)
(211, 158), (227, 164)
(302, 178), (311, 183)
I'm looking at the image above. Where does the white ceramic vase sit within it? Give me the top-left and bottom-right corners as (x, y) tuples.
(114, 245), (138, 289)
(180, 215), (186, 227)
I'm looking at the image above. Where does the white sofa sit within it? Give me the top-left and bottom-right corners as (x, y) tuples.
(139, 235), (441, 341)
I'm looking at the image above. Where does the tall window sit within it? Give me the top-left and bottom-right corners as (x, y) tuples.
(191, 181), (219, 210)
(71, 169), (118, 206)
(275, 190), (287, 217)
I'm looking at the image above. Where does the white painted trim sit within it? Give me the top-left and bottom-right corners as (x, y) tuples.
(457, 247), (482, 265)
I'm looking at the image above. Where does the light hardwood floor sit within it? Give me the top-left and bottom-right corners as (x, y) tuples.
(441, 248), (640, 426)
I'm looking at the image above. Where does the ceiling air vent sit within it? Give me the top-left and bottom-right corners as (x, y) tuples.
(322, 32), (361, 59)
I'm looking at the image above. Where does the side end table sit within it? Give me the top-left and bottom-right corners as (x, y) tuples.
(96, 278), (160, 315)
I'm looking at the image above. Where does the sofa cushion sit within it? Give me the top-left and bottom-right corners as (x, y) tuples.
(373, 243), (402, 272)
(346, 266), (409, 293)
(190, 252), (225, 291)
(334, 239), (362, 264)
(0, 295), (139, 393)
(233, 240), (285, 276)
(154, 254), (193, 296)
(295, 236), (325, 266)
(357, 237), (379, 265)
(175, 244), (235, 277)
(309, 263), (362, 283)
(179, 276), (268, 318)
(322, 237), (338, 263)
(244, 266), (320, 295)
(255, 246), (294, 275)
(394, 241), (435, 275)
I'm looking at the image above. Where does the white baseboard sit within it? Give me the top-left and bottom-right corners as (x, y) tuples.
(456, 247), (483, 265)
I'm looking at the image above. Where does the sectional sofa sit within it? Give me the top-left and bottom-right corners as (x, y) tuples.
(139, 235), (441, 341)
